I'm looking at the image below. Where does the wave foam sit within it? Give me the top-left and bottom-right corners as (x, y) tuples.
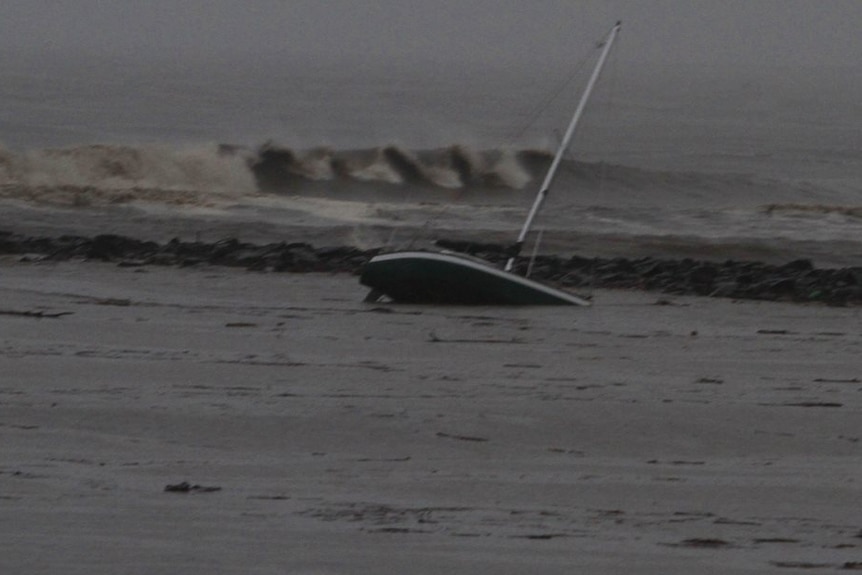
(249, 143), (535, 192)
(1, 141), (841, 212)
(0, 143), (257, 206)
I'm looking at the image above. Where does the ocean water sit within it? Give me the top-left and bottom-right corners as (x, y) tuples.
(1, 50), (860, 266)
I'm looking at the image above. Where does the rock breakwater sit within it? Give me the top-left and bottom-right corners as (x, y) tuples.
(2, 231), (859, 306)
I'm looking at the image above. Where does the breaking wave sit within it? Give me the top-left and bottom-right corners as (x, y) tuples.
(1, 141), (856, 214)
(0, 144), (257, 207)
(248, 143), (534, 191)
(0, 142), (540, 207)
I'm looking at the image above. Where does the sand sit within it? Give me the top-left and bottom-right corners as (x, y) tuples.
(1, 260), (860, 574)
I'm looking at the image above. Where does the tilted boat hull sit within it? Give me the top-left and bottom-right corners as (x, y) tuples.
(360, 251), (590, 306)
(358, 22), (619, 308)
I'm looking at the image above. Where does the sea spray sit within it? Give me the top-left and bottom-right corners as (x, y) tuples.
(0, 144), (256, 206)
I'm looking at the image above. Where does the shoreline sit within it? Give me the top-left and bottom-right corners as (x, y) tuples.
(2, 229), (860, 306)
(1, 262), (859, 573)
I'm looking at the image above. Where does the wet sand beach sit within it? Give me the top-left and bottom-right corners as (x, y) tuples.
(1, 261), (859, 573)
(3, 3), (862, 572)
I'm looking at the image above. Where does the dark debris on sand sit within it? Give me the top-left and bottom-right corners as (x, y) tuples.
(164, 481), (222, 494)
(1, 231), (860, 306)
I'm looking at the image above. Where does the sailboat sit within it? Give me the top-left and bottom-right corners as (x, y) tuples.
(360, 21), (622, 306)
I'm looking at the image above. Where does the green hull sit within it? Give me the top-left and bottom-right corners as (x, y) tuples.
(360, 251), (590, 306)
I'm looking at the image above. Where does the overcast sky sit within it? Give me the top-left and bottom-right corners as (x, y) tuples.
(2, 0), (861, 72)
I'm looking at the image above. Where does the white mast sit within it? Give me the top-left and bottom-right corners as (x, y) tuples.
(505, 21), (621, 272)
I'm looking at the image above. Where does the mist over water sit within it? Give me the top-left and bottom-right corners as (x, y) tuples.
(1, 44), (860, 266)
(3, 50), (860, 175)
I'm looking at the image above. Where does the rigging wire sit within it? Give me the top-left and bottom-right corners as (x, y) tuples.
(508, 29), (620, 288)
(505, 49), (596, 148)
(531, 27), (623, 295)
(504, 38), (606, 277)
(585, 29), (621, 297)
